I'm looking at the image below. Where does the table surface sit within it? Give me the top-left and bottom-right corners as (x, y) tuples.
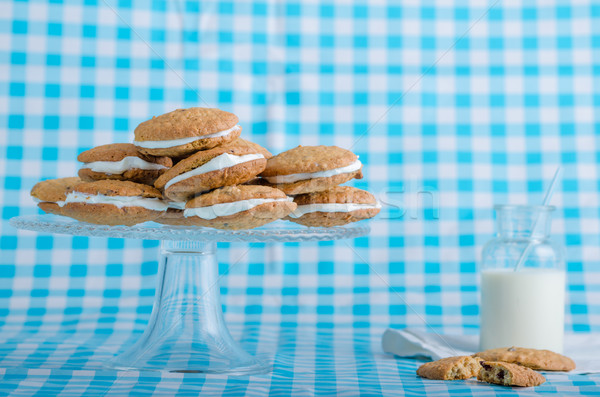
(4, 219), (597, 395)
(1, 322), (598, 396)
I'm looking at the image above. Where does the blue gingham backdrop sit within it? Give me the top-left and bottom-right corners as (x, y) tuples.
(2, 0), (600, 395)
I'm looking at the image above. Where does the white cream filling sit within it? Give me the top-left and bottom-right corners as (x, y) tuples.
(33, 197), (66, 207)
(80, 156), (168, 174)
(184, 197), (293, 220)
(164, 153), (265, 190)
(134, 125), (241, 149)
(64, 192), (168, 211)
(288, 202), (381, 218)
(264, 159), (362, 184)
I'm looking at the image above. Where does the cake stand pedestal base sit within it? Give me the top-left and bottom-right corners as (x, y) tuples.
(108, 241), (270, 375)
(10, 215), (369, 374)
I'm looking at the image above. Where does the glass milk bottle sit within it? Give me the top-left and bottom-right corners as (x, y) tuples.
(480, 205), (566, 353)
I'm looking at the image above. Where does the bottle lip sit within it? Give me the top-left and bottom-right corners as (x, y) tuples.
(494, 204), (556, 212)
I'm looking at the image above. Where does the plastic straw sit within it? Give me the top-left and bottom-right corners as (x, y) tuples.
(513, 167), (562, 271)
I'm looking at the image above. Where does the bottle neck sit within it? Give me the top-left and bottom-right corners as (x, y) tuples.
(495, 205), (553, 239)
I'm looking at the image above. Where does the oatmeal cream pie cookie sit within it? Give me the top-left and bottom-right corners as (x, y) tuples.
(416, 356), (482, 381)
(30, 177), (82, 216)
(478, 361), (546, 387)
(285, 186), (380, 227)
(182, 185), (296, 230)
(155, 143), (268, 202)
(133, 107), (241, 157)
(61, 180), (168, 226)
(259, 145), (363, 195)
(78, 143), (172, 185)
(473, 347), (575, 372)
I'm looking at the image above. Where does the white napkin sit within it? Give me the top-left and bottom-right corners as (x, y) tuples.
(382, 328), (600, 375)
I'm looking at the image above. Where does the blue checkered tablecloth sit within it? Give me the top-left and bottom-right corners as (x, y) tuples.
(2, 0), (600, 395)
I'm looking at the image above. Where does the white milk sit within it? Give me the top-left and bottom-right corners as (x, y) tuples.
(480, 268), (565, 353)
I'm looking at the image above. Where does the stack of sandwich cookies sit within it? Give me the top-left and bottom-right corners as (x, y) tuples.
(286, 186), (381, 227)
(78, 143), (172, 185)
(30, 177), (82, 216)
(182, 185), (296, 229)
(61, 180), (167, 226)
(134, 107), (241, 158)
(154, 141), (268, 202)
(260, 145), (363, 195)
(30, 107), (380, 229)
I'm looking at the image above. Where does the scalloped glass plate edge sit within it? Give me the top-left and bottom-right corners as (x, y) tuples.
(9, 214), (370, 242)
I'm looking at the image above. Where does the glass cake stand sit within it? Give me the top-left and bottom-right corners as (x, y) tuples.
(10, 215), (369, 375)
